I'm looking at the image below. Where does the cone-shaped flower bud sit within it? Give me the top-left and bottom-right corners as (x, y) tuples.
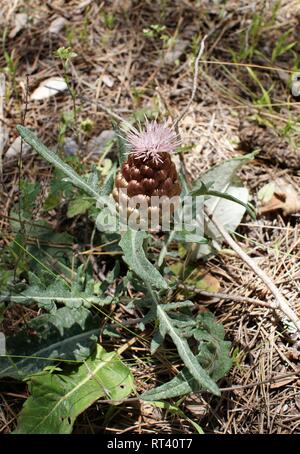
(113, 121), (181, 229)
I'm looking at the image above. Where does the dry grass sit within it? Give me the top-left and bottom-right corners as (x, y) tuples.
(1, 0), (300, 434)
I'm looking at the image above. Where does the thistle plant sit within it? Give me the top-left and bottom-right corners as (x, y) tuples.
(113, 121), (181, 228)
(10, 113), (281, 433)
(3, 22), (300, 435)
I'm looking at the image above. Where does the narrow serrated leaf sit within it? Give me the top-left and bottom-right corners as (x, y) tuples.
(119, 229), (168, 290)
(150, 322), (167, 354)
(16, 126), (115, 213)
(16, 126), (99, 199)
(141, 369), (192, 401)
(99, 162), (117, 196)
(0, 307), (100, 379)
(192, 153), (256, 243)
(156, 305), (220, 395)
(115, 128), (128, 166)
(142, 312), (232, 400)
(163, 300), (194, 311)
(0, 279), (112, 309)
(150, 401), (204, 434)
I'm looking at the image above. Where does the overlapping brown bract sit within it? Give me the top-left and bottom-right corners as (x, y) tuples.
(113, 151), (181, 227)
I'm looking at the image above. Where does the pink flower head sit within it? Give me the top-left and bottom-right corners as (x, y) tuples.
(125, 120), (180, 164)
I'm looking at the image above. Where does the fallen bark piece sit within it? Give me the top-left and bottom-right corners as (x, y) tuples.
(239, 119), (300, 170)
(270, 376), (297, 389)
(259, 178), (300, 216)
(48, 16), (67, 34)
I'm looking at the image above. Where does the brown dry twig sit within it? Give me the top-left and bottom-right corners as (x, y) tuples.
(83, 369), (300, 404)
(220, 368), (300, 392)
(173, 35), (207, 190)
(204, 206), (300, 333)
(178, 285), (278, 309)
(173, 35), (207, 129)
(0, 73), (8, 182)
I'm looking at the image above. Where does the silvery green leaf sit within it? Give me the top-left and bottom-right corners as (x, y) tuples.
(142, 312), (232, 401)
(191, 153), (256, 247)
(0, 306), (100, 379)
(138, 305), (157, 331)
(115, 126), (128, 166)
(16, 126), (115, 213)
(13, 345), (134, 434)
(0, 279), (112, 309)
(87, 165), (99, 191)
(156, 305), (220, 395)
(150, 322), (167, 354)
(172, 231), (207, 244)
(119, 229), (168, 290)
(163, 300), (195, 311)
(99, 162), (117, 196)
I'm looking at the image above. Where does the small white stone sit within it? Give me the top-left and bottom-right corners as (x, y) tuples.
(49, 17), (67, 34)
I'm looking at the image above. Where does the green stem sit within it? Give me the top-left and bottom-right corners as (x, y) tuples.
(157, 230), (175, 267)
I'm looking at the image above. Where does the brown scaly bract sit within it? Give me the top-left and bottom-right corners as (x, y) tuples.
(113, 121), (181, 228)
